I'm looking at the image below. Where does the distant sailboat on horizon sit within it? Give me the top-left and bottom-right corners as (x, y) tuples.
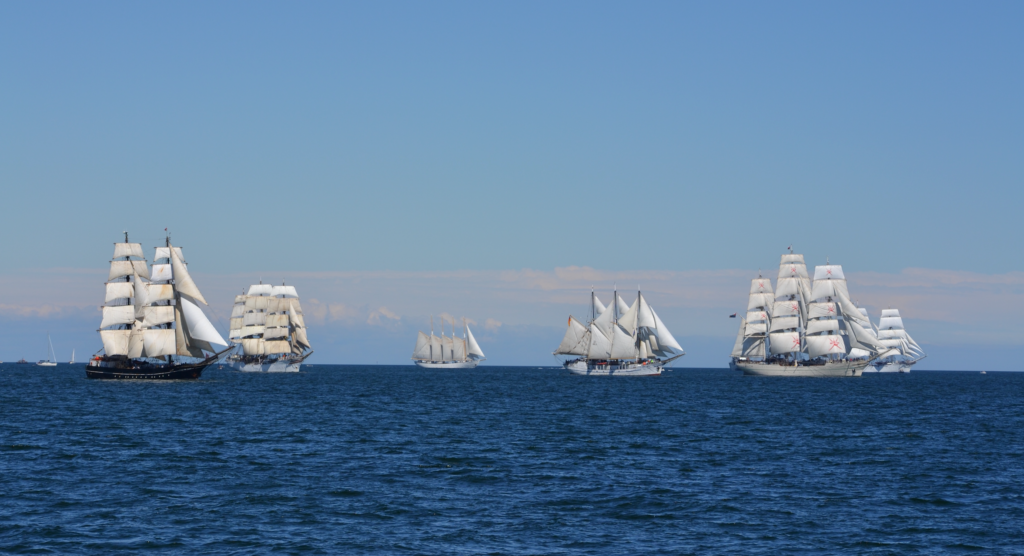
(412, 317), (486, 369)
(37, 333), (57, 366)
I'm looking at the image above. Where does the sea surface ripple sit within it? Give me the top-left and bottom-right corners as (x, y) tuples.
(1, 365), (1022, 554)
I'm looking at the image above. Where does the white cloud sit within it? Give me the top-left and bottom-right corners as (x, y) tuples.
(484, 318), (502, 331)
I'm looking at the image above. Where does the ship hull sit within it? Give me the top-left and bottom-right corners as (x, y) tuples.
(85, 359), (214, 380)
(731, 359), (868, 377)
(414, 360), (480, 369)
(231, 359), (302, 372)
(865, 360), (911, 373)
(564, 359), (663, 376)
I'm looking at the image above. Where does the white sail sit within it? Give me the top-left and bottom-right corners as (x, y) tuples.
(592, 296), (616, 338)
(466, 325), (485, 359)
(248, 284), (273, 296)
(169, 246), (207, 305)
(242, 338), (265, 355)
(650, 307), (683, 353)
(806, 335), (847, 358)
(745, 321), (768, 335)
(100, 329), (132, 356)
(265, 314), (289, 328)
(428, 334), (442, 361)
(442, 336), (454, 361)
(807, 302), (837, 319)
(636, 294), (658, 328)
(806, 319), (839, 334)
(104, 282), (134, 302)
(771, 300), (802, 318)
(747, 293), (775, 311)
(243, 312), (268, 326)
(880, 309), (900, 318)
(769, 332), (801, 354)
(555, 316), (589, 356)
(132, 272), (149, 319)
(113, 242), (145, 260)
(146, 284), (174, 304)
(847, 320), (890, 352)
(264, 340), (292, 354)
(263, 327), (289, 340)
(141, 306), (175, 327)
(730, 318), (746, 358)
(152, 247), (184, 261)
(143, 329), (176, 357)
(244, 296), (270, 310)
(879, 315), (905, 330)
(127, 326), (146, 358)
(877, 329), (908, 340)
(742, 338), (765, 358)
(453, 337), (467, 361)
(750, 278), (774, 294)
(609, 324), (636, 360)
(293, 327), (311, 350)
(615, 294), (630, 318)
(588, 324), (612, 359)
(769, 316), (800, 332)
(109, 260), (150, 281)
(100, 306), (135, 328)
(271, 285), (298, 298)
(593, 294), (607, 316)
(241, 325), (265, 337)
(229, 317), (244, 330)
(230, 305), (246, 318)
(288, 304), (305, 328)
(618, 297), (639, 331)
(833, 288), (869, 323)
(775, 277), (803, 297)
(179, 295), (228, 346)
(639, 339), (649, 359)
(175, 306), (204, 358)
(745, 310), (769, 323)
(150, 264), (173, 282)
(813, 265), (846, 281)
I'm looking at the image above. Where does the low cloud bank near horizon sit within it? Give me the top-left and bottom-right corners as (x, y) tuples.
(1, 266), (1021, 370)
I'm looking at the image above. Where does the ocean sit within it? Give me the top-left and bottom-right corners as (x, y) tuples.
(1, 365), (1021, 554)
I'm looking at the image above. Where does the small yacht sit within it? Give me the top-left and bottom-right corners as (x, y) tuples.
(37, 334), (57, 367)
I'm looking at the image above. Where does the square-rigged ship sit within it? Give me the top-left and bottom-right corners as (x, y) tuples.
(554, 289), (684, 376)
(88, 234), (231, 380)
(226, 282), (313, 372)
(729, 251), (899, 377)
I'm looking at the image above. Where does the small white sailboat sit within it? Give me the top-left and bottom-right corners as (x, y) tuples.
(37, 333), (58, 366)
(412, 317), (485, 369)
(69, 349), (77, 364)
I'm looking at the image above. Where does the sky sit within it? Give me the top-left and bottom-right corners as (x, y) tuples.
(1, 2), (1022, 369)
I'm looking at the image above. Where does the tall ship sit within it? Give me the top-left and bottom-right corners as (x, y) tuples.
(554, 289), (684, 376)
(412, 317), (485, 369)
(88, 234), (231, 380)
(864, 308), (926, 372)
(729, 251), (897, 377)
(226, 282), (313, 372)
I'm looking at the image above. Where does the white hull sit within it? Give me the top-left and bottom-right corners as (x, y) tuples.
(864, 360), (912, 373)
(414, 360), (480, 369)
(731, 359), (869, 377)
(564, 359), (663, 376)
(230, 360), (302, 373)
(36, 362), (57, 367)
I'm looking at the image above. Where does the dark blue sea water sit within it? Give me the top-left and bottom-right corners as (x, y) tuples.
(1, 364), (1022, 554)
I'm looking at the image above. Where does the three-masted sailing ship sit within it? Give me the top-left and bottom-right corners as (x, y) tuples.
(864, 308), (926, 373)
(729, 251), (898, 377)
(411, 317), (485, 368)
(226, 282), (313, 372)
(88, 233), (230, 380)
(554, 289), (684, 376)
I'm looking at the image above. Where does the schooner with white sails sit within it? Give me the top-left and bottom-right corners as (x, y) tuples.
(729, 251), (899, 377)
(412, 317), (485, 368)
(554, 289), (684, 376)
(88, 233), (230, 380)
(227, 282), (313, 372)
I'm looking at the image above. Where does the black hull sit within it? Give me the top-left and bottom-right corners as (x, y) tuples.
(85, 361), (213, 380)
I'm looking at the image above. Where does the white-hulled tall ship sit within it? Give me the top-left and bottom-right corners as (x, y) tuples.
(88, 234), (231, 380)
(412, 317), (486, 368)
(226, 282), (313, 372)
(864, 308), (926, 373)
(554, 289), (684, 376)
(730, 251), (898, 377)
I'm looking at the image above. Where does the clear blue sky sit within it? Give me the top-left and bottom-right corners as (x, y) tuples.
(2, 1), (1021, 275)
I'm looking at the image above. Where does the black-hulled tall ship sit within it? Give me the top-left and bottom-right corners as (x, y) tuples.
(87, 233), (231, 380)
